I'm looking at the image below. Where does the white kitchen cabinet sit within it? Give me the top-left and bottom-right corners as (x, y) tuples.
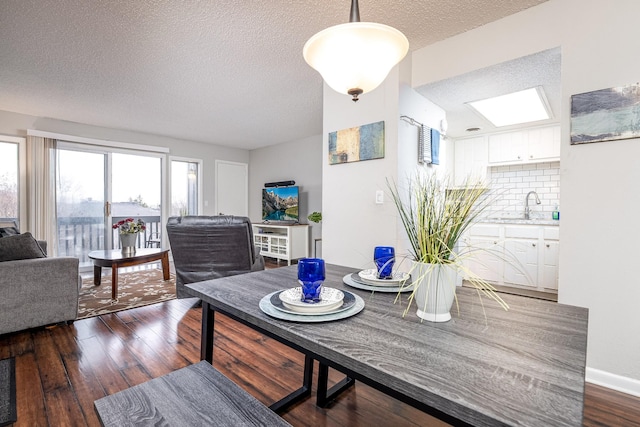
(464, 236), (502, 283)
(488, 125), (560, 165)
(461, 223), (559, 293)
(454, 136), (489, 186)
(527, 125), (560, 161)
(488, 131), (526, 164)
(252, 223), (309, 265)
(460, 225), (501, 283)
(541, 227), (560, 290)
(503, 238), (539, 287)
(541, 240), (559, 290)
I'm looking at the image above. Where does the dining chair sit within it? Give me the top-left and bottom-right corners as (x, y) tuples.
(166, 215), (265, 298)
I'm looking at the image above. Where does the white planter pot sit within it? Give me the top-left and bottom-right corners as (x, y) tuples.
(411, 261), (457, 322)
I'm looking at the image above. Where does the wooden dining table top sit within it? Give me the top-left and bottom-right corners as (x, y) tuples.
(186, 263), (588, 427)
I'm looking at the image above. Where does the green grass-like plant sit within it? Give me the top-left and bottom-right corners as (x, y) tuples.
(388, 173), (509, 315)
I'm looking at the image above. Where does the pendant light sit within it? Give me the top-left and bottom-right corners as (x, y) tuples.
(303, 0), (409, 102)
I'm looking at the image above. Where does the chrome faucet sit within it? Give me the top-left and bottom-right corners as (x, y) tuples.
(524, 191), (541, 220)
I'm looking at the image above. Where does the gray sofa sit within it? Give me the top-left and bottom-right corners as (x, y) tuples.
(0, 238), (80, 335)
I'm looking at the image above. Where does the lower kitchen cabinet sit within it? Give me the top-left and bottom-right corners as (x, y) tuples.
(503, 238), (539, 287)
(461, 223), (559, 292)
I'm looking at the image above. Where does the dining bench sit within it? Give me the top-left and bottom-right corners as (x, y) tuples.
(94, 361), (292, 426)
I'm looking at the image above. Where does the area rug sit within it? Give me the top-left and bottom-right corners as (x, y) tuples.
(78, 268), (176, 319)
(0, 357), (16, 427)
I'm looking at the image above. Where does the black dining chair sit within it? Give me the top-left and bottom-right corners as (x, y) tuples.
(166, 215), (265, 298)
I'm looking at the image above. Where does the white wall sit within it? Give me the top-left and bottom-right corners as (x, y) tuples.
(412, 0), (640, 395)
(248, 134), (323, 252)
(322, 68), (401, 270)
(0, 109), (248, 216)
(395, 84), (448, 265)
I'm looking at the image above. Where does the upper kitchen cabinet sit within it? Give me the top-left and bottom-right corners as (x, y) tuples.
(454, 135), (488, 186)
(488, 125), (560, 165)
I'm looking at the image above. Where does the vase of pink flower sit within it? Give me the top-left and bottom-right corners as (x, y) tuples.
(113, 218), (146, 255)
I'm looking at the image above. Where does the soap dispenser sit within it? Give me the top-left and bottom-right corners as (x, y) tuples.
(552, 205), (560, 220)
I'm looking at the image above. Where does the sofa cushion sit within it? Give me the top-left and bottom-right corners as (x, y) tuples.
(0, 226), (20, 237)
(0, 232), (47, 261)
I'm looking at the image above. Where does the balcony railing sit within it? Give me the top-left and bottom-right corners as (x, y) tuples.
(58, 216), (162, 267)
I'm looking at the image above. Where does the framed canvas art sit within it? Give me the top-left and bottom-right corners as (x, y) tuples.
(328, 121), (385, 164)
(571, 83), (640, 144)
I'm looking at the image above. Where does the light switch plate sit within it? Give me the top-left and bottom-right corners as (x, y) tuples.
(375, 190), (384, 204)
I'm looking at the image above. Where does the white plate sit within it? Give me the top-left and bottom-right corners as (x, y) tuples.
(343, 273), (414, 293)
(278, 287), (344, 314)
(357, 269), (411, 286)
(270, 291), (356, 316)
(260, 290), (365, 323)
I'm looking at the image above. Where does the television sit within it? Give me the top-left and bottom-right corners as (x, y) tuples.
(262, 186), (299, 222)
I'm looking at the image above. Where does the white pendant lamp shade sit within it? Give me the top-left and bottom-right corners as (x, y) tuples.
(303, 22), (409, 101)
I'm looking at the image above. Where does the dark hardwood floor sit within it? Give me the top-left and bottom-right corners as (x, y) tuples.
(1, 269), (639, 425)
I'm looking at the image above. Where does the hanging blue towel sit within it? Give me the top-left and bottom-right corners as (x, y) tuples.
(430, 128), (440, 165)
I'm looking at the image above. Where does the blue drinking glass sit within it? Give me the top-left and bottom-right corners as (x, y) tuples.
(297, 258), (325, 303)
(374, 246), (395, 279)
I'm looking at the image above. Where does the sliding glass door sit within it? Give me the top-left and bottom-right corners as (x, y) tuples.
(56, 145), (163, 269)
(56, 149), (106, 264)
(111, 153), (162, 249)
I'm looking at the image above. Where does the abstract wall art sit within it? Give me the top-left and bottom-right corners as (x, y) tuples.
(570, 83), (640, 145)
(328, 121), (385, 164)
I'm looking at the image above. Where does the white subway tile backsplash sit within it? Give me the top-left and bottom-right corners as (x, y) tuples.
(488, 161), (560, 218)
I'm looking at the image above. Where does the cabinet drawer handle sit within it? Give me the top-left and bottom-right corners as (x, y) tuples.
(532, 243), (536, 247)
(546, 244), (550, 248)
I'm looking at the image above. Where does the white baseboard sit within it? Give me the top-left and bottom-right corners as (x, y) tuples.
(586, 367), (640, 397)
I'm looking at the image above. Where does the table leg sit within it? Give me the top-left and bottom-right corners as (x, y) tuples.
(111, 265), (118, 300)
(269, 354), (313, 413)
(316, 362), (356, 407)
(161, 251), (170, 281)
(201, 302), (215, 363)
(93, 265), (102, 286)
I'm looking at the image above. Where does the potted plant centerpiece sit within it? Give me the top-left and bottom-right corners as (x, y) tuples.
(388, 172), (508, 322)
(113, 218), (146, 255)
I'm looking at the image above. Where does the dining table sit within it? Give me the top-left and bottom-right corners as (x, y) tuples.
(185, 263), (588, 427)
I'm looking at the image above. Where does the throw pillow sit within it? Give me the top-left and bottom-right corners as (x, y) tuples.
(0, 232), (47, 262)
(0, 226), (19, 237)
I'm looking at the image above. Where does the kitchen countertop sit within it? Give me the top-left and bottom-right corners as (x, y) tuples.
(479, 217), (560, 226)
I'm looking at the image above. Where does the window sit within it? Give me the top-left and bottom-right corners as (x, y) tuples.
(0, 137), (25, 228)
(171, 158), (202, 216)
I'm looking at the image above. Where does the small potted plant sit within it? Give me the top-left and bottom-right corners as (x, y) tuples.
(113, 218), (146, 254)
(307, 212), (322, 223)
(388, 173), (508, 322)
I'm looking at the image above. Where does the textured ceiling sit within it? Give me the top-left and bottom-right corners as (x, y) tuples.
(0, 0), (548, 150)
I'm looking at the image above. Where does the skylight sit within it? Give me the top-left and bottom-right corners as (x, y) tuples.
(467, 87), (551, 127)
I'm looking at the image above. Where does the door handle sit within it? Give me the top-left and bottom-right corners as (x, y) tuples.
(105, 201), (111, 216)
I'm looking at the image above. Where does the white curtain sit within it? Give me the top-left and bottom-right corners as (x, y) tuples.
(25, 136), (58, 255)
